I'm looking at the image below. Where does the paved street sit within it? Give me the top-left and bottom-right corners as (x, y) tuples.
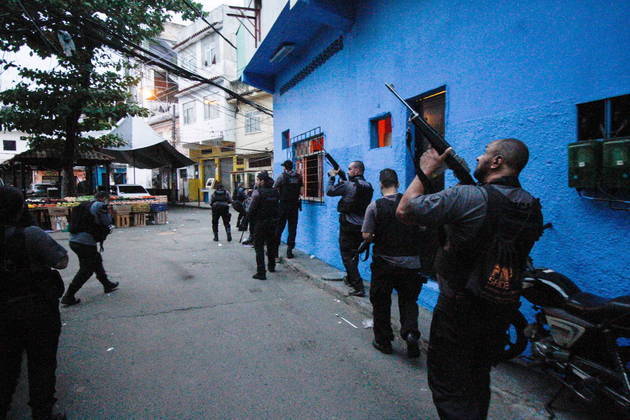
(9, 207), (548, 419)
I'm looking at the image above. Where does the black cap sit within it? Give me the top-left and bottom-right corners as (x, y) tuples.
(256, 170), (271, 180)
(281, 160), (293, 170)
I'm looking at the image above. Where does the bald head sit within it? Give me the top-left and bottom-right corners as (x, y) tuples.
(490, 138), (529, 174)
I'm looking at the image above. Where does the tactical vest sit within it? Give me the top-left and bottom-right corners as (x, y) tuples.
(280, 172), (301, 203)
(213, 189), (229, 202)
(257, 187), (280, 219)
(337, 176), (374, 216)
(435, 183), (543, 296)
(374, 194), (421, 257)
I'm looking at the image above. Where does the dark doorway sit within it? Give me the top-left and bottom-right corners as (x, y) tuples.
(405, 87), (446, 190)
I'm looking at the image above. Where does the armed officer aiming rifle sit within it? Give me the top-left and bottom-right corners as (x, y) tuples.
(326, 156), (373, 297)
(388, 83), (543, 419)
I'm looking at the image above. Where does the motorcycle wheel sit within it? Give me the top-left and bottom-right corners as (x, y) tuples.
(497, 311), (528, 362)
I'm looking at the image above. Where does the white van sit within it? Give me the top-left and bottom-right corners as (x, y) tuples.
(110, 184), (150, 198)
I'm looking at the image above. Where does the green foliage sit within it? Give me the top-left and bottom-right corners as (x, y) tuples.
(0, 0), (202, 155)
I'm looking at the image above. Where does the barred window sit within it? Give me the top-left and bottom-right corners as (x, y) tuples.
(293, 131), (325, 202)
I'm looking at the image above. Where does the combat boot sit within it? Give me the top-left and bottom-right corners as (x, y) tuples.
(286, 247), (294, 259)
(60, 284), (81, 306)
(226, 230), (232, 242)
(213, 232), (219, 241)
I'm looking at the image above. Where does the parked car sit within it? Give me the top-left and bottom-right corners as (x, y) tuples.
(110, 184), (150, 198)
(27, 183), (56, 197)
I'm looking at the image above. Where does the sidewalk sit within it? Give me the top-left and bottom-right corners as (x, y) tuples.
(278, 244), (591, 420)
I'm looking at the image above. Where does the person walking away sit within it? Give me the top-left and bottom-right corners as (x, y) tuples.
(361, 169), (427, 357)
(247, 171), (279, 280)
(0, 186), (68, 420)
(210, 183), (232, 242)
(61, 191), (118, 306)
(274, 160), (303, 259)
(326, 161), (373, 297)
(241, 188), (255, 247)
(232, 182), (247, 233)
(397, 139), (543, 419)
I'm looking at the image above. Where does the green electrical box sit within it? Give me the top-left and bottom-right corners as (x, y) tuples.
(602, 138), (629, 189)
(568, 140), (601, 189)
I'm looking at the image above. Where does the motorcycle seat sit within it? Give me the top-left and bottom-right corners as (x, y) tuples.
(566, 292), (630, 321)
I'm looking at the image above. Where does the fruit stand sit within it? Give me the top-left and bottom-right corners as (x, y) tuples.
(27, 195), (169, 231)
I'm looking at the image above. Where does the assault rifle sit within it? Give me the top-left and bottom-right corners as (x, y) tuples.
(385, 83), (475, 187)
(324, 152), (347, 181)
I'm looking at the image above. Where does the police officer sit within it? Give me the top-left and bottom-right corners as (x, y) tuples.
(397, 139), (543, 419)
(210, 183), (232, 242)
(232, 182), (247, 233)
(361, 169), (426, 357)
(247, 171), (280, 279)
(1, 186), (68, 420)
(326, 161), (373, 297)
(274, 160), (303, 259)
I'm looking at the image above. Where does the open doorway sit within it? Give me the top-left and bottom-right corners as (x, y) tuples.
(405, 87), (446, 190)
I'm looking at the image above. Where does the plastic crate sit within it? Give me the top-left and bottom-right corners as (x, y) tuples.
(150, 203), (168, 212)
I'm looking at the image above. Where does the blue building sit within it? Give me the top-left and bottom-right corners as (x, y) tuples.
(243, 0), (629, 307)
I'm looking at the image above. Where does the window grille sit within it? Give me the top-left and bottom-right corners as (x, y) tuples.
(245, 111), (261, 133)
(292, 127), (325, 202)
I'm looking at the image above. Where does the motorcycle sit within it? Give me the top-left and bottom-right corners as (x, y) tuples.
(501, 256), (630, 417)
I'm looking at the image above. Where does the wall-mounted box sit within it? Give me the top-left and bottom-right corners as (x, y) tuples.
(568, 140), (601, 189)
(602, 138), (629, 189)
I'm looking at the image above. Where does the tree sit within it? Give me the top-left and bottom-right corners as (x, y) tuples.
(0, 0), (201, 196)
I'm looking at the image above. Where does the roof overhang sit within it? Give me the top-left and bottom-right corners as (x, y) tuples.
(242, 0), (357, 93)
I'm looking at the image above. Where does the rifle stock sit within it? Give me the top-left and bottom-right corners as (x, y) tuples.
(385, 83), (475, 186)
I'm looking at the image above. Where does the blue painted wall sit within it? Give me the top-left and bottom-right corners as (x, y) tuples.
(272, 0), (630, 308)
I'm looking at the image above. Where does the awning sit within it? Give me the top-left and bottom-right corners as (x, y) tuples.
(103, 140), (195, 169)
(242, 0), (357, 93)
(0, 148), (115, 169)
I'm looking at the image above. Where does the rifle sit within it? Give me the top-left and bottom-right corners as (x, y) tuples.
(353, 240), (371, 263)
(385, 83), (475, 187)
(324, 152), (347, 181)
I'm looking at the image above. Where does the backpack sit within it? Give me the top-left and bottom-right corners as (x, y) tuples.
(69, 201), (109, 242)
(466, 185), (543, 305)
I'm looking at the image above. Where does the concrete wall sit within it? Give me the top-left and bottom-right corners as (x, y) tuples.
(272, 0), (630, 307)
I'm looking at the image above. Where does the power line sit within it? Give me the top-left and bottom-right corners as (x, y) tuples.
(181, 0), (237, 50)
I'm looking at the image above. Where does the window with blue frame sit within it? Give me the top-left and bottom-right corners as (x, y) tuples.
(370, 113), (392, 148)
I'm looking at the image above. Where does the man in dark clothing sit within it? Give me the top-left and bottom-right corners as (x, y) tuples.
(61, 192), (118, 306)
(273, 160), (303, 259)
(247, 171), (279, 280)
(362, 169), (426, 357)
(1, 186), (68, 420)
(397, 138), (543, 420)
(210, 183), (232, 242)
(326, 160), (373, 297)
(232, 183), (247, 233)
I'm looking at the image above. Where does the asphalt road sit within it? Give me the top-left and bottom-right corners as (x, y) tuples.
(9, 207), (545, 419)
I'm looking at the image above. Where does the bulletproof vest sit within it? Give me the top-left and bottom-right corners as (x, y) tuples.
(435, 183), (543, 294)
(213, 189), (229, 203)
(373, 194), (421, 257)
(257, 187), (280, 219)
(337, 176), (374, 216)
(280, 172), (301, 203)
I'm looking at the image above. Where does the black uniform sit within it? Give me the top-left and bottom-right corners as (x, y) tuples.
(232, 185), (247, 232)
(326, 174), (373, 294)
(210, 187), (232, 240)
(274, 170), (303, 253)
(248, 182), (279, 275)
(362, 194), (426, 350)
(1, 225), (67, 420)
(408, 177), (542, 419)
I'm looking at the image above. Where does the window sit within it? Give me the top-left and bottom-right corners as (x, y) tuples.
(245, 111), (261, 134)
(370, 114), (392, 148)
(203, 39), (218, 67)
(183, 101), (196, 125)
(204, 97), (219, 120)
(3, 140), (16, 151)
(282, 129), (290, 149)
(180, 46), (197, 72)
(578, 94), (630, 140)
(248, 154), (272, 168)
(293, 129), (325, 202)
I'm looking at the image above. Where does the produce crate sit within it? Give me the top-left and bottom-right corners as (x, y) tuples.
(47, 207), (69, 217)
(150, 203), (168, 212)
(151, 211), (168, 225)
(112, 204), (132, 215)
(131, 203), (151, 213)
